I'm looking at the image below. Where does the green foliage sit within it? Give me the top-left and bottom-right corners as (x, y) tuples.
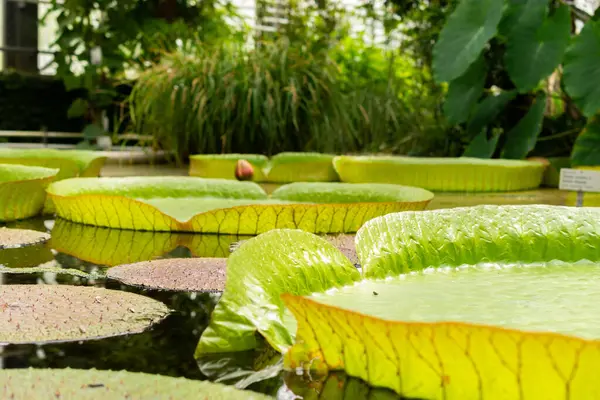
(432, 0), (505, 82)
(571, 117), (600, 166)
(433, 0), (600, 163)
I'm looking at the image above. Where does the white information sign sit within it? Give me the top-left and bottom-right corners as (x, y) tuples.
(559, 168), (600, 192)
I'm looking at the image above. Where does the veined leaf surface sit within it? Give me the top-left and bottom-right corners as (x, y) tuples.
(0, 164), (58, 221)
(333, 156), (545, 192)
(49, 178), (432, 233)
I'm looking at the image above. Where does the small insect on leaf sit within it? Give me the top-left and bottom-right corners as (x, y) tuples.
(235, 159), (254, 181)
(373, 291), (379, 296)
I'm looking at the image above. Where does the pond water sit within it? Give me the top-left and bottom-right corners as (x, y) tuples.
(0, 166), (572, 399)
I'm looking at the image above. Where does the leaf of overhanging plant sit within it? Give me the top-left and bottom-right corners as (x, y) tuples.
(501, 92), (547, 159)
(462, 129), (500, 158)
(564, 18), (600, 117)
(432, 0), (505, 82)
(443, 55), (487, 124)
(497, 0), (548, 37)
(505, 4), (571, 92)
(195, 229), (360, 356)
(466, 90), (517, 137)
(571, 116), (600, 166)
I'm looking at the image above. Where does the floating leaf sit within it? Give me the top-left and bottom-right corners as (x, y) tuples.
(48, 178), (432, 233)
(107, 258), (227, 292)
(501, 92), (547, 159)
(0, 260), (102, 279)
(0, 285), (169, 344)
(443, 55), (487, 124)
(0, 148), (106, 180)
(195, 230), (361, 356)
(429, 189), (566, 209)
(505, 4), (571, 92)
(333, 156), (545, 192)
(0, 368), (270, 399)
(571, 117), (600, 166)
(0, 164), (58, 222)
(564, 18), (600, 117)
(189, 154), (269, 181)
(266, 152), (339, 183)
(0, 227), (50, 249)
(432, 0), (505, 82)
(462, 129), (500, 158)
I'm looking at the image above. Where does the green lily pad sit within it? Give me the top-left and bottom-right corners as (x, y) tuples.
(107, 258), (226, 292)
(50, 219), (242, 266)
(0, 285), (169, 344)
(0, 148), (106, 180)
(197, 205), (600, 398)
(0, 227), (50, 249)
(48, 178), (433, 233)
(189, 154), (270, 181)
(266, 152), (339, 183)
(0, 368), (271, 399)
(333, 155), (546, 192)
(0, 164), (58, 221)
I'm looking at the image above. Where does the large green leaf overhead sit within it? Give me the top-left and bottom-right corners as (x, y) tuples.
(461, 129), (500, 158)
(195, 229), (360, 355)
(564, 18), (600, 117)
(501, 92), (547, 159)
(505, 3), (571, 92)
(443, 55), (487, 124)
(571, 117), (600, 166)
(466, 90), (517, 136)
(433, 0), (505, 82)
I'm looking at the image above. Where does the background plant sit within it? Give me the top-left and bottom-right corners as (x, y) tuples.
(432, 0), (598, 164)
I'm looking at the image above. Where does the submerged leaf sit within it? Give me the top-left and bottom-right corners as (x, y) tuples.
(333, 156), (545, 192)
(107, 258), (227, 292)
(0, 285), (169, 344)
(0, 227), (50, 249)
(0, 368), (270, 399)
(0, 164), (58, 222)
(0, 260), (103, 279)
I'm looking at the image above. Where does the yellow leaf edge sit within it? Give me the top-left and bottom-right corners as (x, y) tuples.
(282, 293), (600, 399)
(0, 174), (58, 222)
(48, 193), (432, 234)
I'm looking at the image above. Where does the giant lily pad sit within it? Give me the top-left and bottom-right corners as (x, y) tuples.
(0, 148), (106, 180)
(197, 205), (600, 398)
(189, 152), (339, 183)
(189, 154), (269, 181)
(107, 258), (226, 292)
(0, 227), (50, 249)
(0, 368), (270, 399)
(333, 156), (546, 192)
(0, 164), (58, 221)
(0, 285), (169, 344)
(50, 219), (242, 266)
(48, 177), (433, 234)
(266, 152), (339, 183)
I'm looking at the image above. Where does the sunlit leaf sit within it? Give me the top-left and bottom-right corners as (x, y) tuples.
(333, 155), (545, 192)
(266, 152), (339, 183)
(48, 178), (432, 233)
(0, 164), (58, 222)
(432, 0), (505, 82)
(501, 92), (547, 159)
(195, 230), (360, 355)
(190, 154), (269, 181)
(0, 368), (270, 399)
(0, 285), (168, 344)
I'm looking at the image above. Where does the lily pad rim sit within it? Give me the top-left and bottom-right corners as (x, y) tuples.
(0, 164), (60, 184)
